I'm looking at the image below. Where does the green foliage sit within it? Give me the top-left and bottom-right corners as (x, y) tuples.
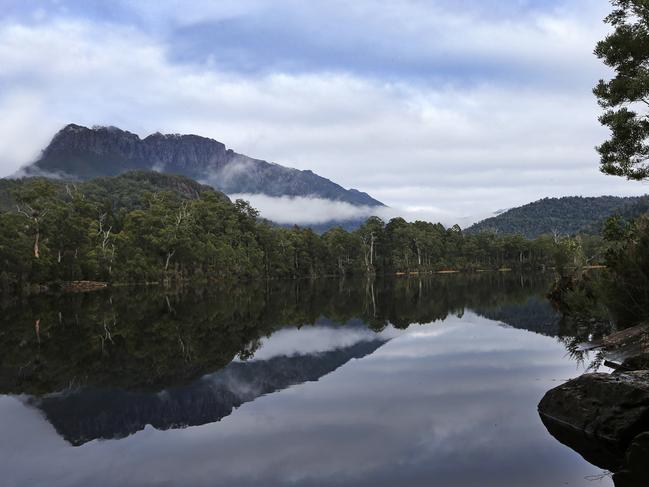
(594, 0), (649, 180)
(550, 215), (649, 330)
(551, 2), (649, 332)
(601, 215), (649, 326)
(0, 172), (608, 292)
(466, 195), (642, 238)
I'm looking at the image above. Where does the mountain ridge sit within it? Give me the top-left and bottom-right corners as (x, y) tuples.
(19, 123), (383, 207)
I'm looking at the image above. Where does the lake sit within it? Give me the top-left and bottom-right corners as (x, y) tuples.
(0, 273), (611, 486)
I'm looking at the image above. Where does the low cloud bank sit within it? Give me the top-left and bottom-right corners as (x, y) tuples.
(229, 193), (377, 224)
(8, 166), (72, 180)
(229, 193), (492, 227)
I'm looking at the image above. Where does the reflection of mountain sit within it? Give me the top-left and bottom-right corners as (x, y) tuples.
(472, 296), (561, 336)
(30, 339), (387, 446)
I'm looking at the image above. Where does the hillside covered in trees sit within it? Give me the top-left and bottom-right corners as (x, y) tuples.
(0, 171), (604, 293)
(465, 195), (643, 238)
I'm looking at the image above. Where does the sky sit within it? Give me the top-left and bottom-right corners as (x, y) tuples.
(1, 0), (648, 225)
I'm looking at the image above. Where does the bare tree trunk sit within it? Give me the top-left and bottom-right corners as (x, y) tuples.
(165, 249), (176, 271)
(34, 228), (40, 259)
(16, 205), (47, 259)
(361, 233), (377, 273)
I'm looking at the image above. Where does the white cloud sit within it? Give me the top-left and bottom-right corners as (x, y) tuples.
(239, 324), (400, 362)
(230, 193), (492, 226)
(230, 194), (379, 225)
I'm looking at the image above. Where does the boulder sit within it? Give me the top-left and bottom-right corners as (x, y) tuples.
(621, 353), (649, 371)
(538, 371), (649, 470)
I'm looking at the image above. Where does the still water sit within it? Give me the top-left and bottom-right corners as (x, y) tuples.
(0, 274), (611, 486)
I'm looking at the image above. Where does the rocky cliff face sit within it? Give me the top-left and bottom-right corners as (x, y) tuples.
(22, 124), (383, 207)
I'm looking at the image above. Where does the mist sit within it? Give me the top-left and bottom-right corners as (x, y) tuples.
(230, 193), (495, 227)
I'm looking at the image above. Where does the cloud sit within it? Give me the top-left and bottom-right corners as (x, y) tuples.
(162, 0), (610, 88)
(230, 193), (491, 227)
(229, 194), (381, 225)
(200, 155), (255, 190)
(9, 166), (72, 180)
(0, 3), (647, 221)
(240, 324), (399, 362)
(8, 1), (610, 86)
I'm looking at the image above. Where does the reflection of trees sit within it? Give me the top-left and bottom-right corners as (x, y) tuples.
(556, 318), (613, 370)
(0, 272), (556, 396)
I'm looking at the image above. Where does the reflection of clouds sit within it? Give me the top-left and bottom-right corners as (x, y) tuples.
(242, 322), (401, 362)
(0, 314), (607, 487)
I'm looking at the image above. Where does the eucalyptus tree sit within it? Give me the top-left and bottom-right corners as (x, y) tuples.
(594, 0), (649, 180)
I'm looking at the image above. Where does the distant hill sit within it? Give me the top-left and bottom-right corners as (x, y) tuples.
(465, 195), (645, 238)
(18, 124), (383, 209)
(577, 195), (649, 234)
(612, 195), (649, 222)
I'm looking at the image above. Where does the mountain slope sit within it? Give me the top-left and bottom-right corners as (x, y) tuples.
(20, 124), (383, 207)
(465, 195), (644, 238)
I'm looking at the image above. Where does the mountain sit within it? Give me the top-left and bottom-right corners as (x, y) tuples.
(465, 195), (645, 238)
(19, 124), (383, 207)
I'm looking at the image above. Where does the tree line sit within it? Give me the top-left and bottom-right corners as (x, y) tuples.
(0, 171), (604, 293)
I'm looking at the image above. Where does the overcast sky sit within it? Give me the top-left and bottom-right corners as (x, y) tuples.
(1, 0), (648, 224)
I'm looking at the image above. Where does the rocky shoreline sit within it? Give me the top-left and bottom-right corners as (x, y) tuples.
(538, 324), (649, 486)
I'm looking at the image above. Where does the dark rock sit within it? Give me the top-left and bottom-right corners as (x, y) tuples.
(621, 353), (649, 371)
(599, 323), (649, 358)
(538, 371), (649, 470)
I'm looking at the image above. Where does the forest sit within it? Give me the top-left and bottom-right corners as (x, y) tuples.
(0, 171), (605, 293)
(465, 195), (644, 238)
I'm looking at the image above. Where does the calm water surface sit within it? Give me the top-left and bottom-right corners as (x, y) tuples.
(0, 274), (612, 486)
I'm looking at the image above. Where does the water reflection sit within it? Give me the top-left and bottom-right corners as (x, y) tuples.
(0, 273), (557, 397)
(34, 336), (388, 445)
(0, 273), (611, 487)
